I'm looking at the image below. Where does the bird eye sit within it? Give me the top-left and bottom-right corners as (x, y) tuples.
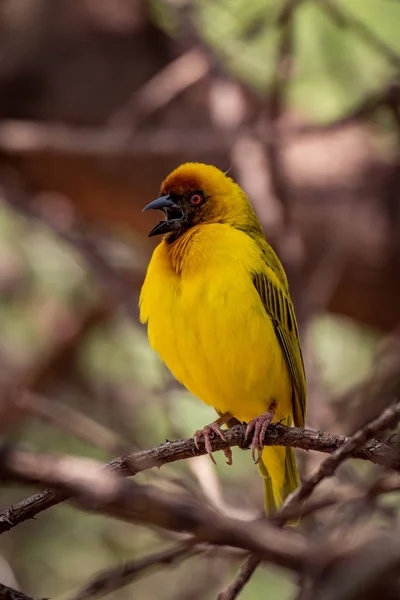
(190, 193), (203, 206)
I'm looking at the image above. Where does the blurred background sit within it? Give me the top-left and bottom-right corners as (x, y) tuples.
(0, 0), (399, 598)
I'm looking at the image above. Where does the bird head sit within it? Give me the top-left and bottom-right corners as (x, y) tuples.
(142, 162), (260, 241)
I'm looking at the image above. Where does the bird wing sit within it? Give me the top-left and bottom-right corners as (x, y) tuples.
(251, 270), (307, 428)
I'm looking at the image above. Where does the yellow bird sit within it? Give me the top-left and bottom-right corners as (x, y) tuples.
(139, 163), (307, 514)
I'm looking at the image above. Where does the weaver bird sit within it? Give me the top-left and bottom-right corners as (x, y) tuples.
(140, 163), (307, 514)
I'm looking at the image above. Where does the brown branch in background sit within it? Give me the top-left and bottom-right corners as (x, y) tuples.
(258, 0), (306, 314)
(3, 189), (143, 312)
(0, 450), (315, 574)
(260, 471), (400, 528)
(16, 390), (129, 456)
(0, 111), (395, 164)
(7, 476), (400, 600)
(0, 583), (36, 600)
(279, 399), (400, 516)
(1, 420), (400, 536)
(303, 531), (400, 600)
(0, 120), (238, 156)
(299, 241), (346, 324)
(217, 399), (400, 598)
(3, 444), (400, 600)
(71, 543), (199, 600)
(9, 448), (397, 600)
(335, 335), (400, 433)
(281, 473), (400, 524)
(231, 134), (284, 237)
(0, 115), (384, 161)
(261, 0), (297, 225)
(110, 47), (210, 127)
(217, 555), (261, 600)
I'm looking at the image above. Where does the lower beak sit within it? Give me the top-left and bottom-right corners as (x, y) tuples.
(142, 195), (184, 238)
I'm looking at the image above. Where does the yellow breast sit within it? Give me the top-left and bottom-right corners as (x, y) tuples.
(139, 224), (292, 423)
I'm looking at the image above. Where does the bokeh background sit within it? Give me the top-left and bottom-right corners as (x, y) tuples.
(0, 0), (400, 598)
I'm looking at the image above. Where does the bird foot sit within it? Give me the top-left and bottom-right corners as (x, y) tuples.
(193, 421), (233, 465)
(245, 402), (276, 464)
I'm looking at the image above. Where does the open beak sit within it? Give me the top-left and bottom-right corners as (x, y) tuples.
(142, 195), (184, 238)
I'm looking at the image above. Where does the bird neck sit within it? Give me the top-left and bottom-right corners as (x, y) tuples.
(165, 226), (202, 275)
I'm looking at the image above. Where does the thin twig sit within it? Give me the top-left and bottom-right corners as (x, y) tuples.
(269, 474), (400, 524)
(262, 0), (298, 223)
(303, 531), (400, 600)
(16, 390), (129, 456)
(1, 420), (400, 535)
(110, 47), (209, 127)
(217, 555), (261, 600)
(260, 0), (306, 310)
(70, 543), (199, 600)
(3, 188), (143, 314)
(279, 399), (400, 517)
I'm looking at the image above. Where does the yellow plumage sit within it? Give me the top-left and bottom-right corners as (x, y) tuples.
(140, 163), (307, 514)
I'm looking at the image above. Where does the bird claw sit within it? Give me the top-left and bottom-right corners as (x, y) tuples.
(193, 421), (231, 465)
(224, 447), (233, 466)
(245, 402), (276, 465)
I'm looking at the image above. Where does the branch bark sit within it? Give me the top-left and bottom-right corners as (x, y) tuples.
(1, 421), (400, 535)
(71, 543), (199, 600)
(218, 400), (400, 598)
(0, 450), (317, 575)
(217, 555), (261, 600)
(279, 399), (400, 516)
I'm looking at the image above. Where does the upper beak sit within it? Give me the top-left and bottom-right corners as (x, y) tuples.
(142, 195), (184, 238)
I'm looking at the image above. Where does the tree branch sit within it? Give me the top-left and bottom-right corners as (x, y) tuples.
(217, 554), (261, 600)
(0, 583), (36, 600)
(110, 47), (210, 127)
(216, 400), (400, 598)
(16, 390), (128, 456)
(0, 450), (317, 575)
(1, 420), (400, 535)
(71, 543), (200, 600)
(272, 473), (400, 524)
(279, 399), (400, 515)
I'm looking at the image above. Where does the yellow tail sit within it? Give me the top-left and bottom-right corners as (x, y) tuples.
(258, 439), (300, 520)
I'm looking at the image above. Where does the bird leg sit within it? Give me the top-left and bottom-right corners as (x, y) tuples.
(193, 413), (233, 466)
(245, 401), (276, 464)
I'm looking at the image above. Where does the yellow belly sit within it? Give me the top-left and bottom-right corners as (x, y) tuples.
(140, 225), (293, 424)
